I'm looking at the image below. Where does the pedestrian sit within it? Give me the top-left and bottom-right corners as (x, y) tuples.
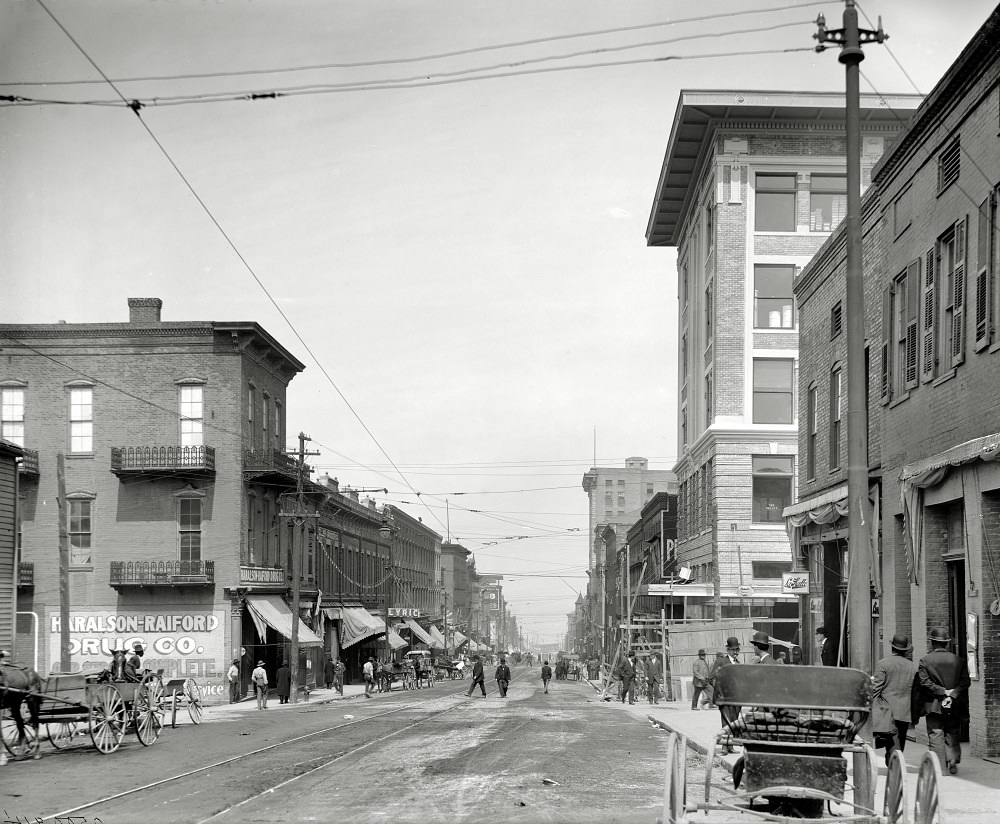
(790, 645), (803, 665)
(706, 652), (726, 707)
(619, 652), (636, 704)
(691, 649), (712, 709)
(276, 660), (291, 704)
(466, 655), (487, 697)
(251, 660), (269, 710)
(718, 637), (742, 752)
(227, 658), (240, 704)
(776, 651), (788, 664)
(495, 656), (511, 697)
(645, 653), (662, 704)
(324, 656), (335, 689)
(872, 633), (919, 768)
(334, 657), (346, 694)
(541, 659), (553, 693)
(816, 626), (837, 666)
(918, 626), (970, 775)
(363, 657), (375, 698)
(751, 631), (779, 664)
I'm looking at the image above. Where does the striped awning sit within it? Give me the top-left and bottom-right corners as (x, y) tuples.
(403, 618), (435, 647)
(245, 594), (323, 648)
(429, 625), (446, 649)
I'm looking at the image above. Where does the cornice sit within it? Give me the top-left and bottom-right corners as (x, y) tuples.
(0, 324), (214, 339)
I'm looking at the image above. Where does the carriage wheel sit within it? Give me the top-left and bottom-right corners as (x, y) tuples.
(662, 732), (688, 824)
(88, 684), (126, 754)
(0, 694), (39, 759)
(184, 678), (204, 725)
(47, 720), (80, 749)
(913, 752), (943, 824)
(133, 674), (164, 746)
(884, 749), (909, 824)
(704, 736), (719, 803)
(857, 743), (879, 812)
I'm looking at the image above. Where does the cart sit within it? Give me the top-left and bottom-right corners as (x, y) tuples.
(1, 669), (165, 758)
(377, 662), (417, 692)
(659, 665), (943, 824)
(403, 651), (435, 689)
(160, 677), (205, 727)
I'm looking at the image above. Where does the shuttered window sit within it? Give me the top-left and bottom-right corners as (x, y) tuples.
(974, 194), (993, 350)
(942, 218), (968, 368)
(922, 247), (937, 381)
(938, 138), (960, 192)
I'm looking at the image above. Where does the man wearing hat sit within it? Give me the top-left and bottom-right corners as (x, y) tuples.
(363, 657), (375, 699)
(691, 649), (712, 710)
(125, 641), (145, 681)
(871, 633), (918, 767)
(251, 659), (269, 710)
(918, 626), (970, 774)
(816, 626), (837, 666)
(717, 637), (743, 752)
(750, 631), (779, 664)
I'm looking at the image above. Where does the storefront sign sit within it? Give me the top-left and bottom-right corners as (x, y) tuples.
(388, 607), (419, 618)
(50, 608), (227, 684)
(484, 587), (500, 611)
(781, 572), (810, 595)
(240, 565), (285, 585)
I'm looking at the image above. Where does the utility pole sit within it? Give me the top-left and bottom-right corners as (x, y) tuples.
(443, 591), (449, 660)
(379, 511), (397, 667)
(281, 433), (319, 704)
(815, 1), (887, 805)
(57, 453), (70, 671)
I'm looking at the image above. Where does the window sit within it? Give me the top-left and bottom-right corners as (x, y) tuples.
(69, 387), (93, 452)
(831, 302), (843, 338)
(605, 479), (612, 487)
(705, 369), (713, 427)
(938, 137), (960, 192)
(681, 260), (689, 307)
(754, 265), (795, 328)
(681, 333), (688, 384)
(829, 367), (842, 470)
(246, 494), (256, 564)
(755, 173), (796, 231)
(705, 204), (714, 255)
(752, 560), (793, 579)
(179, 385), (203, 447)
(753, 359), (794, 424)
(681, 408), (688, 449)
(262, 394), (269, 446)
(752, 456), (793, 523)
(1, 386), (25, 447)
(974, 191), (994, 351)
(617, 493), (625, 508)
(179, 499), (202, 563)
(893, 185), (913, 238)
(605, 493), (612, 508)
(806, 384), (818, 480)
(274, 402), (282, 448)
(705, 282), (714, 341)
(810, 175), (847, 232)
(262, 497), (272, 566)
(646, 484), (654, 496)
(69, 498), (93, 565)
(940, 220), (968, 369)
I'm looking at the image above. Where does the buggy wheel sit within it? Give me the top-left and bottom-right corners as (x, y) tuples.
(47, 720), (80, 749)
(858, 743), (879, 812)
(133, 673), (164, 746)
(1, 697), (38, 758)
(884, 749), (909, 824)
(184, 678), (204, 725)
(914, 752), (943, 824)
(662, 732), (688, 824)
(89, 684), (126, 754)
(704, 736), (719, 803)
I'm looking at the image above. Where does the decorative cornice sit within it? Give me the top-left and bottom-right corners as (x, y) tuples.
(0, 324), (214, 339)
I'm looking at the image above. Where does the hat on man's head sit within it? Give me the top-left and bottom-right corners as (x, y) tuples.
(726, 636), (740, 649)
(752, 630), (770, 647)
(816, 626), (827, 635)
(929, 626), (950, 643)
(697, 649), (706, 655)
(890, 633), (912, 652)
(132, 641), (144, 651)
(257, 660), (265, 666)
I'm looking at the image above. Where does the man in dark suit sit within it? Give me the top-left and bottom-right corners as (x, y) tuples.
(465, 655), (487, 697)
(751, 631), (779, 664)
(619, 652), (637, 704)
(872, 633), (919, 767)
(718, 637), (742, 753)
(817, 626), (837, 666)
(918, 626), (970, 774)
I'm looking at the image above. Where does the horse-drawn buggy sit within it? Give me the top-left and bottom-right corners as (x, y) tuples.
(376, 660), (418, 692)
(403, 651), (435, 689)
(0, 648), (169, 759)
(434, 659), (465, 680)
(659, 664), (942, 823)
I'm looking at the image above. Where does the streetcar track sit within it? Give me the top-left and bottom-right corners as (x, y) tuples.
(42, 669), (529, 823)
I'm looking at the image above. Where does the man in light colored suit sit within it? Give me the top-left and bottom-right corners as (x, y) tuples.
(871, 633), (918, 767)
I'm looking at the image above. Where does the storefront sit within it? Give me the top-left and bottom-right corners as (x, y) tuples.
(239, 593), (323, 698)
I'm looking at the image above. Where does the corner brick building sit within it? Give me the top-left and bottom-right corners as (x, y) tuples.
(646, 91), (919, 650)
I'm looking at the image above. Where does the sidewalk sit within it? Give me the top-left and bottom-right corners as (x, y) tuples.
(587, 679), (1000, 823)
(202, 682), (369, 718)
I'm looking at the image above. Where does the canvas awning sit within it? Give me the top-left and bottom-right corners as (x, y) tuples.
(339, 607), (385, 648)
(403, 618), (435, 647)
(244, 594), (323, 648)
(452, 630), (468, 648)
(387, 627), (408, 650)
(429, 625), (446, 649)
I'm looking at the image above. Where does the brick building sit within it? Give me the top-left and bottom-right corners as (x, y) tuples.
(646, 91), (919, 649)
(0, 438), (22, 657)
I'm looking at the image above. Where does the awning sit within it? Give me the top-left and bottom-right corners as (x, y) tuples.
(339, 607), (385, 648)
(782, 484), (848, 519)
(403, 618), (435, 646)
(452, 630), (468, 648)
(387, 627), (408, 650)
(429, 625), (446, 649)
(245, 594), (323, 648)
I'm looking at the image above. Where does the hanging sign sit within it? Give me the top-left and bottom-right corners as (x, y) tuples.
(781, 572), (810, 595)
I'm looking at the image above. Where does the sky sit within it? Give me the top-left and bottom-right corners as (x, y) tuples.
(1, 0), (994, 646)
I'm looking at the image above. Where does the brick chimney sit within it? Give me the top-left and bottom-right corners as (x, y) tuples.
(128, 298), (163, 324)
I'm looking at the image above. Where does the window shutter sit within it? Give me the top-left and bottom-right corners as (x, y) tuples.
(975, 196), (991, 348)
(880, 285), (891, 402)
(952, 218), (967, 365)
(905, 261), (919, 387)
(922, 247), (936, 381)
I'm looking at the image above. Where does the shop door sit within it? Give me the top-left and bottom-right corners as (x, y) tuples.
(946, 558), (969, 742)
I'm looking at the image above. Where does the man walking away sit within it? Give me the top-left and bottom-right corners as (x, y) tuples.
(363, 657), (375, 698)
(324, 656), (335, 690)
(495, 657), (511, 697)
(872, 633), (919, 768)
(227, 658), (240, 704)
(276, 660), (291, 704)
(251, 660), (269, 710)
(619, 652), (636, 704)
(918, 626), (970, 775)
(541, 660), (553, 694)
(466, 655), (487, 697)
(691, 649), (712, 709)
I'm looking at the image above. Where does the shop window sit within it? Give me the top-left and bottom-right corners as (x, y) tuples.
(752, 455), (793, 523)
(752, 560), (793, 579)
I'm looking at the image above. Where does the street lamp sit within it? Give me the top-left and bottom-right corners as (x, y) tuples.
(379, 511), (396, 666)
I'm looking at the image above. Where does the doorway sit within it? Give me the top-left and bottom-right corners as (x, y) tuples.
(946, 557), (969, 742)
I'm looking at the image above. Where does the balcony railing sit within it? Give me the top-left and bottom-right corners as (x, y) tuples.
(242, 447), (309, 477)
(111, 445), (216, 476)
(18, 448), (40, 478)
(110, 560), (215, 586)
(18, 562), (33, 587)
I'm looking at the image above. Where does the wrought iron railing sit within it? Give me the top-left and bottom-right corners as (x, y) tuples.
(242, 447), (308, 476)
(111, 445), (215, 473)
(18, 448), (40, 477)
(110, 560), (215, 585)
(18, 561), (33, 587)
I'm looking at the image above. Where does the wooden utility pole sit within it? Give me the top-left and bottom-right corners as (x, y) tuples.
(57, 453), (70, 671)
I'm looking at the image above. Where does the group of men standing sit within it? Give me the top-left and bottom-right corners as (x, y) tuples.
(614, 651), (664, 704)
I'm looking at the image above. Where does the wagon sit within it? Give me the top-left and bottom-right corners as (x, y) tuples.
(377, 661), (417, 692)
(659, 665), (943, 824)
(403, 651), (435, 689)
(1, 669), (165, 758)
(159, 677), (205, 727)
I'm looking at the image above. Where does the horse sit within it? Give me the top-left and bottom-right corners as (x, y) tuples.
(0, 658), (43, 759)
